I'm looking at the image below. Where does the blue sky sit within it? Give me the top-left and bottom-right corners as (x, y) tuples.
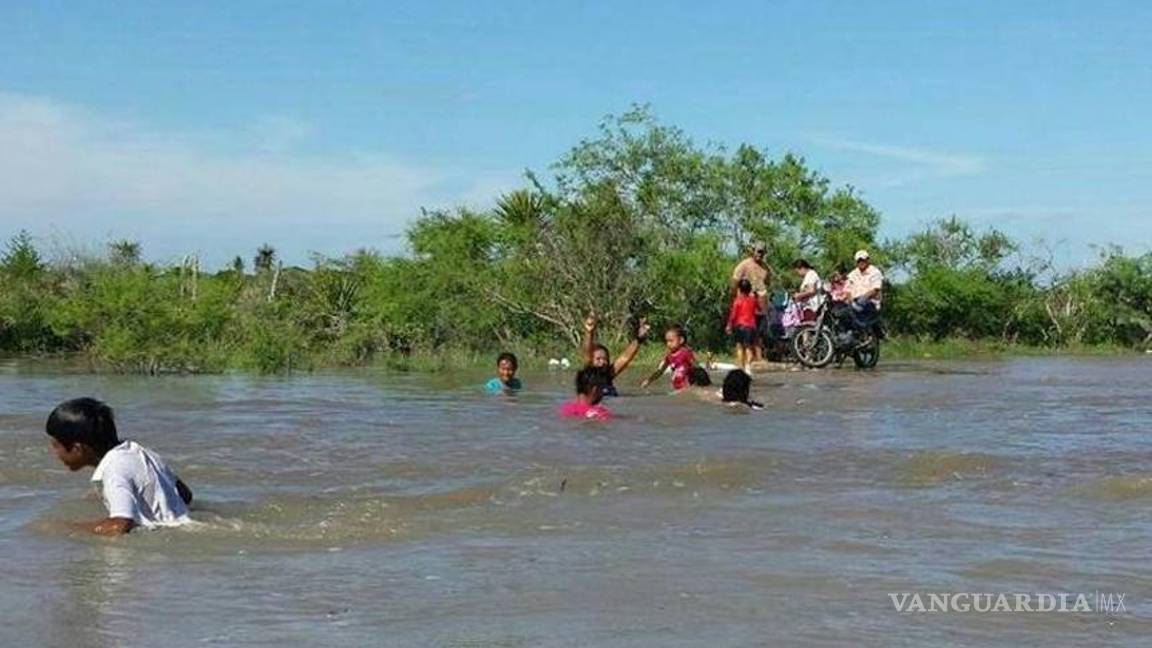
(0, 1), (1148, 268)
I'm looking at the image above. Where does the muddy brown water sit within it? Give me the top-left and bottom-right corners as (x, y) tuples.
(1, 357), (1149, 646)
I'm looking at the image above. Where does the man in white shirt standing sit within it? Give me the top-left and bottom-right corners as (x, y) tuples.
(845, 249), (884, 320)
(46, 397), (193, 535)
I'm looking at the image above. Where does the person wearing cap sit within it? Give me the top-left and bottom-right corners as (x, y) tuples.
(845, 250), (884, 317)
(731, 243), (771, 296)
(731, 243), (772, 360)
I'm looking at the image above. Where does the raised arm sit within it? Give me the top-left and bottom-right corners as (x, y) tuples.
(582, 315), (597, 365)
(612, 317), (650, 377)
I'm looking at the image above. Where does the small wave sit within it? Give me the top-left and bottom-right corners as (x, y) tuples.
(891, 451), (1003, 486)
(27, 459), (766, 551)
(1082, 475), (1152, 501)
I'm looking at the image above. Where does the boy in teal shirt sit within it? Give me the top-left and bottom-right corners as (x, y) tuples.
(485, 352), (523, 394)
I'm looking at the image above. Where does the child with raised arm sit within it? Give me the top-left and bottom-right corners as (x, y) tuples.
(640, 324), (696, 391)
(725, 278), (759, 374)
(485, 352), (523, 394)
(583, 314), (650, 397)
(558, 367), (614, 421)
(45, 397), (193, 535)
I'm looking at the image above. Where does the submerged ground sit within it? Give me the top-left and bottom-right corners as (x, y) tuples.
(1, 357), (1149, 646)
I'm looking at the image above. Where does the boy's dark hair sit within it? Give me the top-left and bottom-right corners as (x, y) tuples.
(496, 352), (518, 369)
(792, 259), (812, 270)
(737, 278), (752, 295)
(668, 324), (688, 343)
(593, 343), (610, 356)
(46, 397), (120, 453)
(688, 366), (712, 387)
(721, 370), (762, 408)
(575, 366), (611, 395)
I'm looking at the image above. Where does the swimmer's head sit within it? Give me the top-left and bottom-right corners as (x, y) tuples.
(688, 366), (712, 387)
(575, 366), (611, 405)
(496, 352), (518, 383)
(46, 397), (120, 471)
(591, 344), (611, 369)
(664, 325), (687, 351)
(721, 370), (752, 404)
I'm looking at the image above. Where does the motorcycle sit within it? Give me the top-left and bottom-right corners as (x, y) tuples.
(790, 287), (882, 369)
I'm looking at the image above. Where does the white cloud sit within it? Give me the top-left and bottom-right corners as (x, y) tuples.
(808, 134), (986, 188)
(0, 92), (513, 264)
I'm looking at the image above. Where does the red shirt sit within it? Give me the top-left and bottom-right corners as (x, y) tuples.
(664, 347), (696, 390)
(558, 401), (613, 421)
(728, 294), (759, 329)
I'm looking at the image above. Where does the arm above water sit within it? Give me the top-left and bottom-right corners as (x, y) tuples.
(612, 318), (650, 378)
(582, 315), (597, 365)
(640, 359), (668, 388)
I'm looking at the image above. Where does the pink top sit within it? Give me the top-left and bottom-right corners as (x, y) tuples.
(664, 347), (696, 390)
(558, 401), (613, 421)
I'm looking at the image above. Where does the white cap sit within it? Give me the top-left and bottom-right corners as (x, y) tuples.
(854, 250), (870, 261)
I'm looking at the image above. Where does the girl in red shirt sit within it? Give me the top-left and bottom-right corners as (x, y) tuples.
(725, 279), (759, 373)
(641, 324), (696, 391)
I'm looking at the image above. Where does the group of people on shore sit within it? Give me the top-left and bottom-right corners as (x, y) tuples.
(728, 243), (885, 368)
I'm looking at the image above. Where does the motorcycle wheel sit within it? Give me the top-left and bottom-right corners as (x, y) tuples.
(793, 326), (835, 368)
(852, 339), (880, 369)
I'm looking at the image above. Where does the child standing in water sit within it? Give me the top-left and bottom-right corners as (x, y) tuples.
(485, 352), (523, 394)
(582, 315), (650, 397)
(558, 367), (613, 420)
(641, 325), (696, 391)
(45, 397), (193, 535)
(725, 279), (759, 373)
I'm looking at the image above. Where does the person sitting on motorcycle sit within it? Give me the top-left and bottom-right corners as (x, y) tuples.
(790, 259), (823, 321)
(845, 250), (884, 325)
(826, 265), (850, 303)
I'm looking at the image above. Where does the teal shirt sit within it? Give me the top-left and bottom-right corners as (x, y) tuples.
(486, 377), (522, 394)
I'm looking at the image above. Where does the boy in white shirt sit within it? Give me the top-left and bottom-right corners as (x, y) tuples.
(46, 397), (193, 536)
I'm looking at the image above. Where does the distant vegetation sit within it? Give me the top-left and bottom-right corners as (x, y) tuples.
(2, 107), (1149, 373)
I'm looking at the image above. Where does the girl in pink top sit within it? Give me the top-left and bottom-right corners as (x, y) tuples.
(641, 325), (696, 391)
(558, 367), (613, 421)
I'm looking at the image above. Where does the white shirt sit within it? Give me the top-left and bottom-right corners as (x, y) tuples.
(798, 269), (824, 310)
(846, 264), (884, 308)
(92, 440), (191, 528)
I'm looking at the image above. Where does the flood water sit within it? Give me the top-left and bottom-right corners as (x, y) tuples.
(1, 356), (1149, 646)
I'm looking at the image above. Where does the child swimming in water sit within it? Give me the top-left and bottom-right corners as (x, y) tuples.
(583, 315), (650, 397)
(45, 397), (193, 535)
(721, 370), (764, 410)
(558, 367), (613, 420)
(640, 324), (696, 391)
(485, 352), (523, 394)
(677, 366), (725, 403)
